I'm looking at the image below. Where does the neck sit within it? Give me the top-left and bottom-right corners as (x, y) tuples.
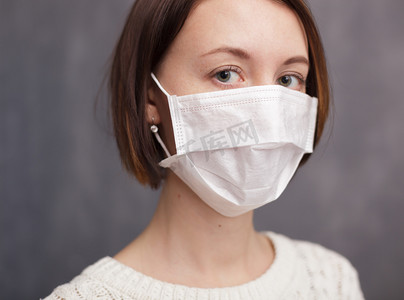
(154, 171), (257, 266)
(115, 171), (274, 287)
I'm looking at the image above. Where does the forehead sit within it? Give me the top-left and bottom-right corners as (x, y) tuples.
(169, 0), (308, 61)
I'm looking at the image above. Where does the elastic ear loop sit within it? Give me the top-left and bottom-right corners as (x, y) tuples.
(150, 73), (172, 158)
(151, 123), (171, 158)
(151, 73), (171, 98)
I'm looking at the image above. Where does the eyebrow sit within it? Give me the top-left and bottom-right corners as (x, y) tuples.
(200, 47), (309, 66)
(283, 56), (309, 66)
(200, 47), (251, 59)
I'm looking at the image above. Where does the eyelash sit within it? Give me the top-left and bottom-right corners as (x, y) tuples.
(210, 66), (307, 89)
(210, 65), (243, 89)
(279, 73), (307, 85)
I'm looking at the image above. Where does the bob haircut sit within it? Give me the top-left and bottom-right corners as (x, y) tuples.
(110, 0), (330, 189)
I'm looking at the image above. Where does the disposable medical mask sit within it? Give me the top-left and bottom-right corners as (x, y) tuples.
(150, 73), (318, 217)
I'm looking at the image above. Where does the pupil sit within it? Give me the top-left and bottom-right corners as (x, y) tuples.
(281, 76), (291, 85)
(281, 76), (290, 85)
(219, 71), (230, 81)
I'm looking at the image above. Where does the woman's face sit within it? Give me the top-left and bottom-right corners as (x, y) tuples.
(150, 0), (309, 154)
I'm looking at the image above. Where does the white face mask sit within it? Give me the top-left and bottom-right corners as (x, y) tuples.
(150, 73), (318, 217)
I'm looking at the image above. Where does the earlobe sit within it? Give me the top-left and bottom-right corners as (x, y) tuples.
(146, 86), (161, 125)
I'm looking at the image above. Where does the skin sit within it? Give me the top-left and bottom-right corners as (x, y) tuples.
(115, 0), (309, 288)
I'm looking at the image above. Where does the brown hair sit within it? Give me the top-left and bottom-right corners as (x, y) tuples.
(110, 0), (330, 189)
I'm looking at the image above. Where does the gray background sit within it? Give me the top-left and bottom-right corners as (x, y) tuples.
(1, 0), (403, 299)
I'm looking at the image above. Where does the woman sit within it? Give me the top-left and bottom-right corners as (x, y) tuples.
(45, 0), (364, 298)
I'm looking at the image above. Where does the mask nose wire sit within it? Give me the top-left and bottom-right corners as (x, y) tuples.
(150, 73), (173, 159)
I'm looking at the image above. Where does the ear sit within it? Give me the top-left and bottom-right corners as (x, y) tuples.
(146, 84), (161, 125)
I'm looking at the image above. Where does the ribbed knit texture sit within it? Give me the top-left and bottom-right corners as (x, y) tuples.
(43, 232), (364, 299)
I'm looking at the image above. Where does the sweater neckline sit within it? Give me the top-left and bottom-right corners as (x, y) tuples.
(82, 231), (297, 298)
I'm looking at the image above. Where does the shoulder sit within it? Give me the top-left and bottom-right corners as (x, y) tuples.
(266, 231), (365, 299)
(42, 257), (125, 300)
(293, 235), (356, 270)
(268, 231), (357, 272)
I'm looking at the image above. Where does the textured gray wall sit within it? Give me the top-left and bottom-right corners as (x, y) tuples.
(1, 0), (403, 299)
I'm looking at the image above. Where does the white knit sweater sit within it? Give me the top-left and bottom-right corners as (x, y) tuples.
(43, 231), (364, 299)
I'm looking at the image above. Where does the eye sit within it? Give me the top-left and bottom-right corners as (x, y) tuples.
(277, 75), (304, 90)
(216, 70), (231, 82)
(214, 69), (242, 84)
